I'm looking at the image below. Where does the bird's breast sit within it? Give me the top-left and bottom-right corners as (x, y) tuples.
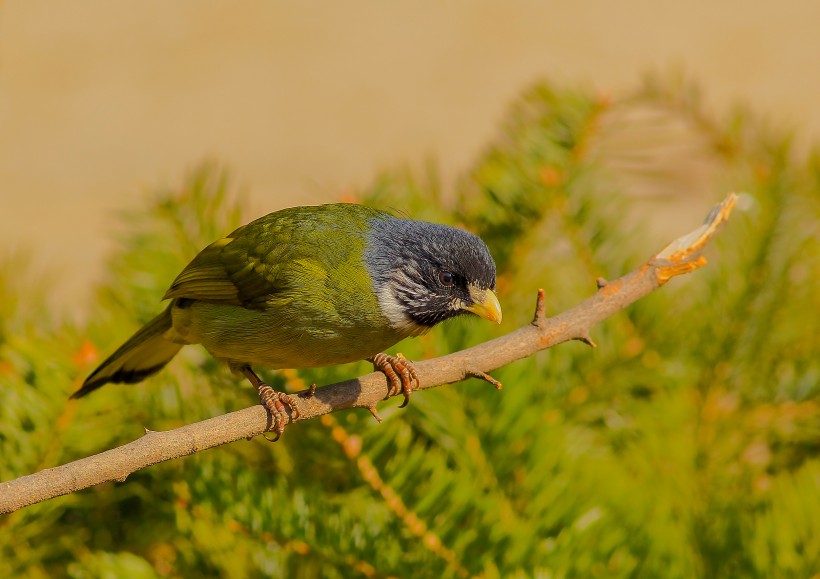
(171, 299), (402, 370)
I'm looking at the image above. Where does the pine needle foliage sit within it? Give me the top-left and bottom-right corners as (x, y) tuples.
(1, 77), (818, 578)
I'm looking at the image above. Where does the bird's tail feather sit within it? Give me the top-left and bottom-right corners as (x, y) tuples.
(71, 305), (183, 399)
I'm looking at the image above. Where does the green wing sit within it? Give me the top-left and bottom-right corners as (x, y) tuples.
(163, 223), (291, 309)
(162, 204), (384, 310)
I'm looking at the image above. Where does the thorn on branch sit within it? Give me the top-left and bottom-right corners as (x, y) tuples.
(307, 383), (317, 398)
(467, 369), (502, 390)
(596, 277), (609, 289)
(368, 406), (383, 423)
(531, 288), (547, 326)
(576, 335), (598, 348)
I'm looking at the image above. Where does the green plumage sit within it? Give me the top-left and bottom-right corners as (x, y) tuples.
(74, 203), (499, 400)
(169, 205), (402, 369)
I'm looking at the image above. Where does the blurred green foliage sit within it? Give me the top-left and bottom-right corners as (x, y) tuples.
(1, 77), (818, 578)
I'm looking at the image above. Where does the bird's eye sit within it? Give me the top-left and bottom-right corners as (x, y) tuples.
(438, 271), (455, 287)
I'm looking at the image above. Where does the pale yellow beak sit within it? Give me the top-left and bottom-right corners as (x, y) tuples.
(465, 287), (502, 324)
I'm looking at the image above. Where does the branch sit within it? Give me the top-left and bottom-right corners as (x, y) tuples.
(0, 194), (738, 515)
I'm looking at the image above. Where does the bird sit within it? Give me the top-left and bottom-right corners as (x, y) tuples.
(72, 203), (502, 438)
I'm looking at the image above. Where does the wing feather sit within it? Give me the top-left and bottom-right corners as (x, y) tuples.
(162, 234), (282, 308)
(161, 204), (384, 309)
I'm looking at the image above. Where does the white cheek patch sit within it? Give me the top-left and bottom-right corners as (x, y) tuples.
(376, 271), (430, 337)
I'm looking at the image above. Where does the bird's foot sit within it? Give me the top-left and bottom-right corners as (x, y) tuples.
(241, 367), (300, 441)
(369, 352), (419, 408)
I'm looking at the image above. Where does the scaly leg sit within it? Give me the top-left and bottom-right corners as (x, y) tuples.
(368, 352), (419, 408)
(241, 366), (300, 441)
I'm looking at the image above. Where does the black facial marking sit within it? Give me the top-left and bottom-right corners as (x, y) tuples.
(365, 216), (496, 328)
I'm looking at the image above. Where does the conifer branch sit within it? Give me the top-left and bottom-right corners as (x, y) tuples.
(0, 194), (738, 515)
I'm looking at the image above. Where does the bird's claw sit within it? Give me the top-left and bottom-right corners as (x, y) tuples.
(257, 384), (300, 441)
(241, 366), (300, 441)
(369, 352), (419, 408)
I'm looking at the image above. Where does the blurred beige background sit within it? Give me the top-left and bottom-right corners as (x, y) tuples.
(1, 1), (817, 316)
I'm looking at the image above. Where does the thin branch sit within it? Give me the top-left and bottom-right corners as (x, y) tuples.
(0, 194), (738, 515)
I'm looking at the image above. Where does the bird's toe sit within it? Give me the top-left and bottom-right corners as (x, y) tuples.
(369, 352), (419, 408)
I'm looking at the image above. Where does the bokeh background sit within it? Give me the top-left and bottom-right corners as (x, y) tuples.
(1, 3), (819, 578)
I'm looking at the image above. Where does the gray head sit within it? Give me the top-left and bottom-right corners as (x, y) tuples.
(364, 215), (501, 336)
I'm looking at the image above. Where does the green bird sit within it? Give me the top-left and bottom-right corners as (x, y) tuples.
(72, 203), (502, 437)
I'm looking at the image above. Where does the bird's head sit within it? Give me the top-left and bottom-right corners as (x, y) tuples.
(365, 215), (501, 337)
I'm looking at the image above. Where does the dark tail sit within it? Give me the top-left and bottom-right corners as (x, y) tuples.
(71, 305), (183, 399)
